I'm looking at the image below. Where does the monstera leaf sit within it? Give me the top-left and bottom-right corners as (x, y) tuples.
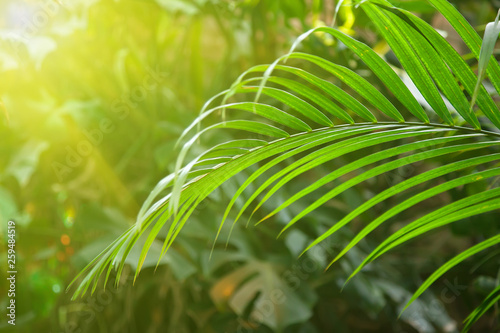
(210, 261), (316, 331)
(71, 0), (500, 331)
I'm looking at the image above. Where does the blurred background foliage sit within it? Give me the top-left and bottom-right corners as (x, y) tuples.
(0, 0), (499, 332)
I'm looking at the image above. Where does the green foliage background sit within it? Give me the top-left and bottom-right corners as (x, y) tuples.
(0, 0), (499, 332)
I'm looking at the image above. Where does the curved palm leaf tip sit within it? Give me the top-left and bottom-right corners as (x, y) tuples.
(71, 0), (500, 330)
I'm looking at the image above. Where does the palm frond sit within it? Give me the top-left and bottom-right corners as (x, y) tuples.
(71, 0), (500, 330)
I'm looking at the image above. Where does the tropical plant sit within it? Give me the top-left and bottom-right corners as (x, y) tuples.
(71, 0), (500, 331)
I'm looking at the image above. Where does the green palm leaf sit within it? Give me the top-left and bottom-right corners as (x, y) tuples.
(71, 1), (500, 330)
(463, 283), (500, 332)
(402, 234), (500, 313)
